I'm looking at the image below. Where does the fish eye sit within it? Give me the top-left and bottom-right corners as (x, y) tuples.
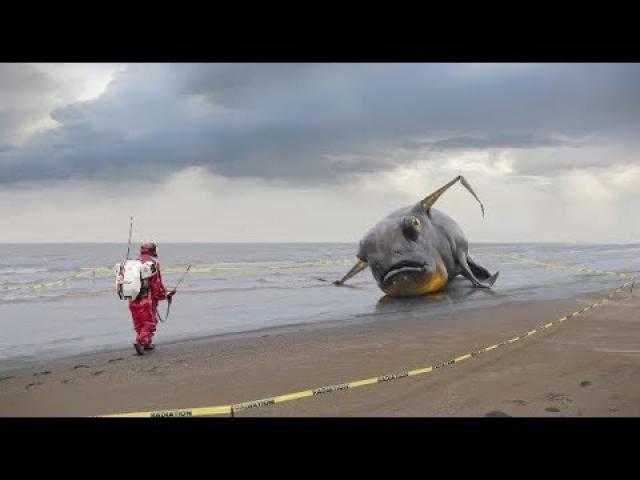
(401, 216), (421, 241)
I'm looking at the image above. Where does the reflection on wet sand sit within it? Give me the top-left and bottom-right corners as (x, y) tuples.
(375, 278), (498, 311)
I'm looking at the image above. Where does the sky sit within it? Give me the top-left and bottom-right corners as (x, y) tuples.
(1, 63), (639, 243)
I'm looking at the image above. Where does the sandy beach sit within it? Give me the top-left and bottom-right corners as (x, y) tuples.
(1, 283), (638, 417)
(4, 61), (640, 423)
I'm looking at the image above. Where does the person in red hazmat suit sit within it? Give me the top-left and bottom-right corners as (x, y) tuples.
(129, 242), (175, 355)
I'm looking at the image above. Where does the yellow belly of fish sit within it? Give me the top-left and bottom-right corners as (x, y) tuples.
(412, 264), (448, 295)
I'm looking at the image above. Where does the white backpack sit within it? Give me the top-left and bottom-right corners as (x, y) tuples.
(115, 259), (155, 300)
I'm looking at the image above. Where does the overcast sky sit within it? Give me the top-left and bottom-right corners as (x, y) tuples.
(1, 63), (639, 243)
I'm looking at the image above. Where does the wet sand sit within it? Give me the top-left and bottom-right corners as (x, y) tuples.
(1, 287), (639, 417)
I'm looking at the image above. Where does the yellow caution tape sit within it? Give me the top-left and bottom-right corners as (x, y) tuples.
(1, 259), (355, 292)
(102, 272), (635, 418)
(7, 253), (634, 293)
(0, 270), (93, 291)
(494, 254), (635, 279)
(11, 251), (632, 417)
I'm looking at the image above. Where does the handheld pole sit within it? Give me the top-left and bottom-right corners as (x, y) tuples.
(174, 264), (192, 290)
(163, 264), (192, 323)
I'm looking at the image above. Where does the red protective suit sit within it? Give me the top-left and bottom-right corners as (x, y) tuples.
(129, 243), (169, 347)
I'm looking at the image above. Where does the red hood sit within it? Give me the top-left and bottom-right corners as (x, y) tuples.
(140, 242), (157, 258)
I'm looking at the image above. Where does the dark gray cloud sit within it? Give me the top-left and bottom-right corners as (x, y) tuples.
(0, 64), (63, 145)
(401, 133), (577, 151)
(2, 63), (640, 184)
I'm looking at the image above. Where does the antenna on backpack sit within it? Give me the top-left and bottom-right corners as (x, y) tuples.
(117, 216), (134, 301)
(125, 216), (133, 261)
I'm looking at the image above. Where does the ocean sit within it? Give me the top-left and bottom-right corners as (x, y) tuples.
(1, 242), (638, 370)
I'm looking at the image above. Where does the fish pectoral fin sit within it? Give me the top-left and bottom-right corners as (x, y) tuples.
(470, 270), (499, 289)
(334, 259), (368, 286)
(485, 271), (500, 288)
(458, 252), (498, 289)
(467, 256), (492, 280)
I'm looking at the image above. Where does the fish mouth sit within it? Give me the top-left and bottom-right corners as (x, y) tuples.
(381, 261), (429, 285)
(380, 261), (448, 297)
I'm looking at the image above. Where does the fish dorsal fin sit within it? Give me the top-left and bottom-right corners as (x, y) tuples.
(421, 175), (484, 217)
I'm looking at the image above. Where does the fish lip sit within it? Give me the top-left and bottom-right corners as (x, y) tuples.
(381, 261), (428, 284)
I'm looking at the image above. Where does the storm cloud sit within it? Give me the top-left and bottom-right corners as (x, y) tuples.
(2, 63), (640, 243)
(2, 63), (640, 184)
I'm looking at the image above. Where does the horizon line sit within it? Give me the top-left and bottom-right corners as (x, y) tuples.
(1, 241), (639, 246)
